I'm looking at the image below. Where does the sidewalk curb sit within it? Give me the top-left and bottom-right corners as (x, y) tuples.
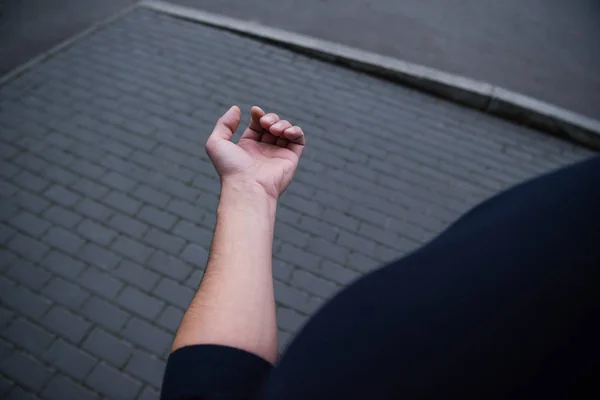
(139, 0), (600, 150)
(0, 3), (138, 87)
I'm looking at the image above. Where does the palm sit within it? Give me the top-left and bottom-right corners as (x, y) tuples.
(206, 106), (305, 199)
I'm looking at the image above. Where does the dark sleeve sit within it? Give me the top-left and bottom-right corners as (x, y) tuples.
(258, 156), (600, 399)
(160, 344), (273, 400)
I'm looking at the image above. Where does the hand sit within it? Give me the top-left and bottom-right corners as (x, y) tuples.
(205, 105), (306, 200)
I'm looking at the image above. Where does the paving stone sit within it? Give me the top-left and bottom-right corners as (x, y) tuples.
(108, 214), (149, 238)
(81, 296), (130, 333)
(0, 180), (18, 198)
(5, 387), (38, 400)
(273, 259), (294, 282)
(75, 198), (114, 221)
(43, 206), (82, 229)
(100, 171), (137, 192)
(112, 235), (154, 264)
(7, 234), (50, 262)
(104, 191), (142, 215)
(78, 242), (121, 269)
(10, 190), (50, 213)
(143, 229), (186, 255)
(0, 279), (52, 319)
(42, 277), (90, 310)
(138, 386), (160, 400)
(13, 170), (49, 193)
(180, 243), (208, 268)
(0, 306), (15, 327)
(72, 178), (110, 199)
(125, 350), (166, 388)
(76, 219), (118, 245)
(275, 222), (310, 248)
(77, 267), (124, 298)
(6, 261), (51, 290)
(132, 185), (171, 208)
(138, 206), (177, 231)
(156, 305), (184, 333)
(7, 211), (51, 237)
(0, 375), (13, 398)
(184, 269), (203, 289)
(113, 260), (160, 291)
(0, 351), (53, 392)
(0, 224), (16, 246)
(40, 252), (82, 280)
(319, 260), (360, 285)
(44, 164), (78, 185)
(41, 306), (91, 343)
(166, 199), (203, 223)
(153, 278), (194, 309)
(43, 226), (85, 255)
(274, 279), (310, 314)
(148, 251), (192, 281)
(278, 243), (320, 271)
(121, 317), (171, 355)
(278, 329), (292, 354)
(307, 237), (348, 264)
(42, 338), (97, 380)
(86, 363), (142, 400)
(337, 231), (377, 256)
(43, 184), (80, 206)
(82, 327), (134, 368)
(70, 159), (106, 180)
(2, 318), (54, 354)
(346, 251), (381, 274)
(291, 269), (339, 299)
(43, 375), (100, 400)
(277, 306), (307, 332)
(117, 286), (165, 320)
(172, 220), (212, 245)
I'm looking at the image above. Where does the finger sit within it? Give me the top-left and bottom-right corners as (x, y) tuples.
(287, 142), (305, 158)
(209, 106), (241, 142)
(275, 137), (289, 148)
(247, 106), (266, 135)
(284, 126), (305, 158)
(261, 132), (278, 145)
(260, 113), (280, 130)
(269, 120), (292, 136)
(283, 126), (305, 145)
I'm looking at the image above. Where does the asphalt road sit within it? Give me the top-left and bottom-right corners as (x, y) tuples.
(1, 0), (599, 119)
(0, 0), (131, 75)
(175, 0), (600, 119)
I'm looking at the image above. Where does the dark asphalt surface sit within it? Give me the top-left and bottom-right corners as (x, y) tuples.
(0, 0), (131, 75)
(172, 0), (600, 119)
(2, 1), (599, 118)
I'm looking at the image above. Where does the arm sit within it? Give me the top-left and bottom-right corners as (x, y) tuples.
(171, 106), (306, 364)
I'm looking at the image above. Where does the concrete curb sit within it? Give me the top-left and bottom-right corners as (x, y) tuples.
(0, 3), (138, 87)
(139, 0), (600, 150)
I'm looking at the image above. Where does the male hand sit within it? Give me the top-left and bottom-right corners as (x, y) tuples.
(206, 106), (306, 200)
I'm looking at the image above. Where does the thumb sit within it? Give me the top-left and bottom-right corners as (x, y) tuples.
(210, 106), (241, 142)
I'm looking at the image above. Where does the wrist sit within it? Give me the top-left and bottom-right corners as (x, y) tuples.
(219, 178), (277, 214)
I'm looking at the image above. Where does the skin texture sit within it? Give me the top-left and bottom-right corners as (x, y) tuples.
(171, 106), (305, 363)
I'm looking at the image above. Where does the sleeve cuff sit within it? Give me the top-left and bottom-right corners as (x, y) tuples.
(161, 344), (273, 400)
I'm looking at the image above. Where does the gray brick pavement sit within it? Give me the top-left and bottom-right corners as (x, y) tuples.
(0, 8), (594, 399)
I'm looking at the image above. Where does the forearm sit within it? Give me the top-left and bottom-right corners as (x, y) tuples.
(172, 180), (279, 363)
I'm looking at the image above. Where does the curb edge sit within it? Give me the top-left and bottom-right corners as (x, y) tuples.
(139, 0), (600, 150)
